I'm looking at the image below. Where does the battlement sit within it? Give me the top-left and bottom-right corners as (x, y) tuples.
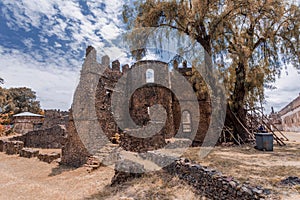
(85, 46), (192, 75)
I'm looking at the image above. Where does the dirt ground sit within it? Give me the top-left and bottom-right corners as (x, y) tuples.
(0, 153), (114, 200)
(0, 132), (299, 199)
(0, 153), (201, 200)
(183, 132), (300, 200)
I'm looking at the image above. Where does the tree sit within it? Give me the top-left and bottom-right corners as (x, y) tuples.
(123, 0), (300, 140)
(0, 87), (42, 116)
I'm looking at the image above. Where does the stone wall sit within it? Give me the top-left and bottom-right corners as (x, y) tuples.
(111, 157), (269, 199)
(62, 46), (212, 166)
(0, 139), (6, 152)
(43, 109), (69, 129)
(164, 158), (268, 200)
(60, 111), (91, 167)
(11, 125), (67, 149)
(4, 141), (24, 155)
(19, 148), (39, 158)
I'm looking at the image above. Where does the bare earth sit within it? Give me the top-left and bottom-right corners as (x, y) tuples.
(0, 132), (299, 199)
(0, 154), (114, 200)
(0, 153), (201, 200)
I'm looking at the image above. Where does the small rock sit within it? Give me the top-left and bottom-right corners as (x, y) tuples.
(241, 186), (253, 195)
(229, 181), (237, 188)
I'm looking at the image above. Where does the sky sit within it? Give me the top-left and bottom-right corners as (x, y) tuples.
(0, 0), (299, 114)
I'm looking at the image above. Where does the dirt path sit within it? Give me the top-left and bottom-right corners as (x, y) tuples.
(0, 153), (114, 200)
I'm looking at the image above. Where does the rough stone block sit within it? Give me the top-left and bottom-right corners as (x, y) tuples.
(5, 141), (24, 155)
(38, 152), (61, 163)
(19, 148), (39, 158)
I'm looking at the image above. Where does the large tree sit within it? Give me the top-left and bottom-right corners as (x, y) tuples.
(123, 0), (300, 140)
(0, 87), (42, 115)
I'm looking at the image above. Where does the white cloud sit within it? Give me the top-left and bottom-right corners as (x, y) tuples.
(101, 23), (122, 40)
(1, 0), (125, 52)
(22, 38), (34, 48)
(0, 0), (128, 110)
(0, 46), (80, 110)
(54, 42), (62, 48)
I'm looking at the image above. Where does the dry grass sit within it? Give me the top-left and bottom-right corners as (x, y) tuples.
(183, 132), (300, 199)
(86, 171), (204, 200)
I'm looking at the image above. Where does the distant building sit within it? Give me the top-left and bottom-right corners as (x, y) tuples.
(13, 112), (44, 134)
(270, 93), (300, 132)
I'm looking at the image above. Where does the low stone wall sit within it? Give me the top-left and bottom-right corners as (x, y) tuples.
(43, 109), (69, 129)
(11, 125), (67, 149)
(111, 156), (270, 199)
(5, 141), (24, 155)
(38, 152), (60, 163)
(0, 139), (6, 152)
(164, 158), (267, 200)
(111, 159), (145, 186)
(19, 148), (39, 158)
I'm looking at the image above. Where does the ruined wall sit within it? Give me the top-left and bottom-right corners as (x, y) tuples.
(60, 111), (91, 167)
(62, 46), (212, 166)
(111, 157), (269, 199)
(43, 109), (69, 129)
(11, 125), (67, 149)
(95, 65), (123, 140)
(176, 69), (211, 145)
(164, 158), (268, 200)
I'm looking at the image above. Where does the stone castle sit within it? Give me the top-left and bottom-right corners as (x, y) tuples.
(61, 46), (212, 167)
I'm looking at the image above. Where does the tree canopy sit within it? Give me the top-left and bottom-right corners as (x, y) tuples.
(123, 0), (300, 140)
(0, 87), (42, 115)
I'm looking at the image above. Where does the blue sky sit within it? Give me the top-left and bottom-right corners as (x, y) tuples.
(0, 0), (299, 113)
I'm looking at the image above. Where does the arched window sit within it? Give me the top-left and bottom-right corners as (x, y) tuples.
(182, 110), (192, 133)
(146, 69), (154, 83)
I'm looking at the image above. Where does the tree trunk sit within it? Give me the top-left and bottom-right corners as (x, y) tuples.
(228, 62), (249, 141)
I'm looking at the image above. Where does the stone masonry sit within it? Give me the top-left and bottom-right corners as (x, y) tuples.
(62, 46), (211, 167)
(11, 125), (67, 149)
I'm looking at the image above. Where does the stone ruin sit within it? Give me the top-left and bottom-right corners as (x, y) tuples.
(61, 46), (212, 167)
(0, 46), (272, 199)
(0, 109), (68, 163)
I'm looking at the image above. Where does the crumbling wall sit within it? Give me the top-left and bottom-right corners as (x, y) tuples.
(164, 158), (267, 200)
(62, 46), (212, 166)
(60, 111), (91, 167)
(43, 109), (69, 129)
(5, 141), (24, 155)
(11, 125), (67, 149)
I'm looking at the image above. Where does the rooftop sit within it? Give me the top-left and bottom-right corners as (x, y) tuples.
(13, 112), (44, 118)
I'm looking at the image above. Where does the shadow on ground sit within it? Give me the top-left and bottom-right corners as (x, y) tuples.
(48, 164), (77, 177)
